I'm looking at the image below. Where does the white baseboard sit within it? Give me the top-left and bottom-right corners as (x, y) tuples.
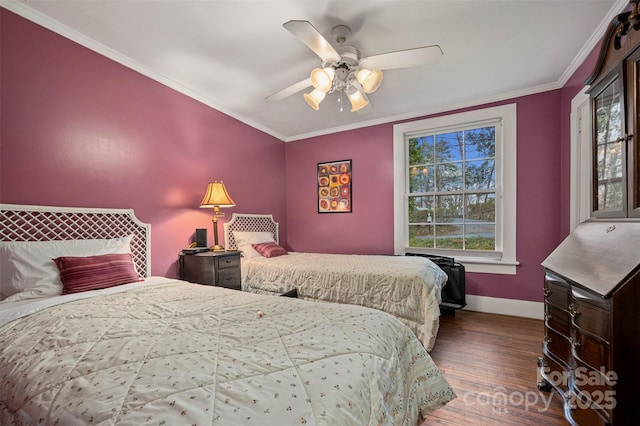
(462, 295), (544, 320)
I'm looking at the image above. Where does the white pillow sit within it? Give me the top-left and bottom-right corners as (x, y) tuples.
(0, 236), (133, 300)
(233, 231), (275, 259)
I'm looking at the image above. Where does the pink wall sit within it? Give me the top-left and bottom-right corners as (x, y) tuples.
(285, 123), (394, 254)
(0, 9), (287, 277)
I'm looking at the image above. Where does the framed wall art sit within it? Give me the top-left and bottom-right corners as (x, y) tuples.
(318, 159), (352, 213)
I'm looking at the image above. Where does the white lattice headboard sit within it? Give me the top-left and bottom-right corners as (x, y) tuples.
(0, 204), (151, 277)
(223, 213), (279, 250)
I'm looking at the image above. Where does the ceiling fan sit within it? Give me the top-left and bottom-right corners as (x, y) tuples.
(266, 20), (443, 113)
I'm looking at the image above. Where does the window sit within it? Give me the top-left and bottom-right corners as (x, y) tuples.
(408, 125), (497, 250)
(393, 104), (518, 274)
(593, 76), (624, 213)
(587, 42), (640, 219)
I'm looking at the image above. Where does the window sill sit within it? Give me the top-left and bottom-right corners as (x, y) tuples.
(455, 257), (519, 275)
(402, 249), (518, 275)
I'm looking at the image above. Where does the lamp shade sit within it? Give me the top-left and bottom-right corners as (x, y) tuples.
(347, 88), (369, 112)
(200, 181), (235, 208)
(304, 89), (327, 110)
(310, 67), (335, 92)
(356, 69), (383, 94)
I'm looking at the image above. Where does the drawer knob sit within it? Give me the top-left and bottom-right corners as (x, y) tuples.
(544, 335), (552, 344)
(568, 303), (581, 318)
(544, 289), (552, 297)
(570, 337), (581, 349)
(537, 357), (548, 368)
(544, 312), (553, 322)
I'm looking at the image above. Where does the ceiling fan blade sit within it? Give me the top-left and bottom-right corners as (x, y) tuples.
(283, 20), (341, 63)
(266, 78), (312, 102)
(359, 45), (443, 70)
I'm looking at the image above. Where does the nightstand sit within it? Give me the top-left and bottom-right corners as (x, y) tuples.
(179, 251), (241, 290)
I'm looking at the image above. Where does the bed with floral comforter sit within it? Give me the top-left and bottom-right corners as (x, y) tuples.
(242, 253), (447, 351)
(0, 278), (455, 425)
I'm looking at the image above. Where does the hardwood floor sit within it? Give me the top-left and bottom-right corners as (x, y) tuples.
(423, 310), (568, 425)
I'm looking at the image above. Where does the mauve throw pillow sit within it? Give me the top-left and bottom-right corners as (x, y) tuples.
(54, 253), (142, 295)
(251, 242), (288, 258)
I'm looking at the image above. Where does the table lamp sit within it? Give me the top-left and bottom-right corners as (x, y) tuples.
(199, 181), (235, 251)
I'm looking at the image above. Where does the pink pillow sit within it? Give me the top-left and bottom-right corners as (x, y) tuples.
(54, 253), (143, 295)
(252, 242), (288, 258)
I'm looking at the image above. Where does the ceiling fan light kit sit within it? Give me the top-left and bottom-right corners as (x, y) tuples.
(267, 20), (443, 114)
(306, 64), (372, 111)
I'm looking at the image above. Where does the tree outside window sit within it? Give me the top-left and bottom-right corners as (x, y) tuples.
(407, 126), (496, 251)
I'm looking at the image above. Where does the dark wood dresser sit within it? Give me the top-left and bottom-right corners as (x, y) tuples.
(539, 221), (640, 425)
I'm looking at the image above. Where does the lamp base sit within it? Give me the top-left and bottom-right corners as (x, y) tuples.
(210, 214), (225, 252)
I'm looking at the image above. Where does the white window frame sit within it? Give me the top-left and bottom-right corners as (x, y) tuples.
(393, 104), (518, 274)
(570, 89), (592, 231)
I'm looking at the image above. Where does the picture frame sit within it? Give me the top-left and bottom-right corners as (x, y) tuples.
(317, 159), (352, 213)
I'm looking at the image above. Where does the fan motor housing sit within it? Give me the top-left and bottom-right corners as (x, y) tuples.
(322, 45), (360, 71)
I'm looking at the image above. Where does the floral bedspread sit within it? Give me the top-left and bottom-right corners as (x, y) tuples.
(242, 253), (448, 350)
(0, 279), (455, 425)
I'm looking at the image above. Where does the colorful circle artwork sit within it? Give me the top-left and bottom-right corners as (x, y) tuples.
(318, 160), (351, 213)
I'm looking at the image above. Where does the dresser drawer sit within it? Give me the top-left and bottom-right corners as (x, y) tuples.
(574, 358), (615, 417)
(567, 392), (610, 426)
(539, 353), (570, 393)
(571, 288), (610, 342)
(546, 303), (571, 337)
(545, 326), (572, 367)
(573, 327), (610, 371)
(217, 255), (240, 270)
(544, 273), (570, 308)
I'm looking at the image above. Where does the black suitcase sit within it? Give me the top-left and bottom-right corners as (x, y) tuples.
(406, 253), (466, 314)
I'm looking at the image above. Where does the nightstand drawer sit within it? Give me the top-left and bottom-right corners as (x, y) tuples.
(217, 254), (240, 270)
(217, 269), (241, 290)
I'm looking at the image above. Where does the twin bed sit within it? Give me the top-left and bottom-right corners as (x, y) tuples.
(0, 204), (455, 425)
(224, 214), (448, 351)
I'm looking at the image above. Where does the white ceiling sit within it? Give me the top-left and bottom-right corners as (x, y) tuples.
(3, 0), (625, 141)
